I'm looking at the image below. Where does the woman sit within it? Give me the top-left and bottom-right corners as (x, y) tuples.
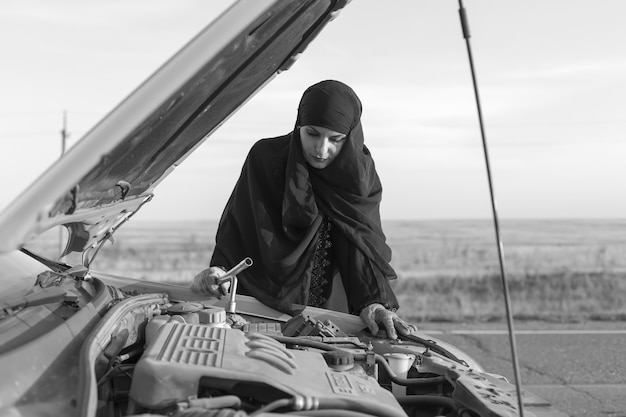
(193, 80), (414, 339)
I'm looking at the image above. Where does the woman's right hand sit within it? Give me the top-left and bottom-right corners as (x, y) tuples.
(191, 266), (230, 298)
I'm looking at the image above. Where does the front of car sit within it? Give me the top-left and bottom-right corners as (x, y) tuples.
(0, 1), (567, 416)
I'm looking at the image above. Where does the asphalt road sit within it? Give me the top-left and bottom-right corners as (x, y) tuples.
(423, 321), (626, 417)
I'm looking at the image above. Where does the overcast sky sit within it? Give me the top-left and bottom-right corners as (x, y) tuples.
(1, 0), (625, 221)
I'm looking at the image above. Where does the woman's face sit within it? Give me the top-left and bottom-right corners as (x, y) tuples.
(299, 125), (347, 169)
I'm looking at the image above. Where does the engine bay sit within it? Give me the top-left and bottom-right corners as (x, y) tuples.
(90, 290), (543, 417)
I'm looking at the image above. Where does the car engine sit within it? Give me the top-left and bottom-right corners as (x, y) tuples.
(129, 318), (405, 416)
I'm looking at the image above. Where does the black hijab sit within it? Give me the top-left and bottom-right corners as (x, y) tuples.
(211, 80), (398, 314)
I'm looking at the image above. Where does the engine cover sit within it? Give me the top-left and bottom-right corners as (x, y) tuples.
(129, 321), (404, 415)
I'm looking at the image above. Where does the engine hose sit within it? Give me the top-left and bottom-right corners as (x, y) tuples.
(287, 410), (386, 417)
(367, 353), (448, 387)
(250, 396), (407, 417)
(175, 408), (247, 417)
(395, 394), (456, 409)
(249, 398), (293, 416)
(268, 335), (344, 353)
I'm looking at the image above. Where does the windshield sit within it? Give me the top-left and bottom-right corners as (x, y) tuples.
(21, 226), (71, 260)
(0, 250), (49, 304)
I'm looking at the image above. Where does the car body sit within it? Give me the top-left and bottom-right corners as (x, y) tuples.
(0, 1), (568, 416)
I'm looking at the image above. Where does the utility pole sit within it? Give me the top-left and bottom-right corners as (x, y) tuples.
(61, 110), (68, 157)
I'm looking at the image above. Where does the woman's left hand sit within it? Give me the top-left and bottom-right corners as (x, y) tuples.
(359, 303), (418, 339)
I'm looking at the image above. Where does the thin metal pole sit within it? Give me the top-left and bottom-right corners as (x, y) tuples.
(457, 1), (525, 415)
(59, 110), (69, 257)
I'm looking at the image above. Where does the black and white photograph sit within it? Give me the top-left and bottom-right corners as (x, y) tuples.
(1, 1), (625, 416)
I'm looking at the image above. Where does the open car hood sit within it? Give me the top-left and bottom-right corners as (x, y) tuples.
(0, 0), (349, 260)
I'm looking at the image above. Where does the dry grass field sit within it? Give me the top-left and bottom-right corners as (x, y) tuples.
(384, 219), (626, 322)
(80, 218), (626, 323)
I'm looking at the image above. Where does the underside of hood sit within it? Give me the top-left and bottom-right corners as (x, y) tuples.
(0, 0), (349, 261)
